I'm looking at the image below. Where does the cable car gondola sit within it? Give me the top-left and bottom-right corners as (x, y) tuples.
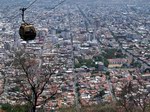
(19, 8), (36, 41)
(19, 23), (36, 41)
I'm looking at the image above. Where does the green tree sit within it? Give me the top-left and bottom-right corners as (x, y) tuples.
(105, 71), (110, 80)
(1, 103), (29, 112)
(75, 58), (96, 68)
(93, 56), (109, 67)
(130, 59), (142, 68)
(102, 49), (117, 59)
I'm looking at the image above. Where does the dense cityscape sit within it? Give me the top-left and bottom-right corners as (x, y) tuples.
(0, 0), (150, 112)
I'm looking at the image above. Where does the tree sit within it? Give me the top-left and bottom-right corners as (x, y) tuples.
(93, 56), (109, 67)
(130, 59), (142, 68)
(94, 87), (105, 101)
(1, 103), (29, 112)
(102, 49), (117, 59)
(105, 71), (110, 80)
(10, 49), (64, 112)
(75, 58), (95, 68)
(113, 79), (150, 112)
(0, 71), (6, 96)
(59, 103), (117, 112)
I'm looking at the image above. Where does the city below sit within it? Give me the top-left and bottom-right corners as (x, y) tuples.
(0, 0), (150, 112)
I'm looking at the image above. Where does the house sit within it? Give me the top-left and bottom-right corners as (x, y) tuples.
(108, 58), (129, 68)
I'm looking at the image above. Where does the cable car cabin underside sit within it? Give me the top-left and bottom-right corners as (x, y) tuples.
(19, 23), (36, 41)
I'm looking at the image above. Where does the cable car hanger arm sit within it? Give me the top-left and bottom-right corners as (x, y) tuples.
(20, 0), (38, 23)
(20, 8), (27, 23)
